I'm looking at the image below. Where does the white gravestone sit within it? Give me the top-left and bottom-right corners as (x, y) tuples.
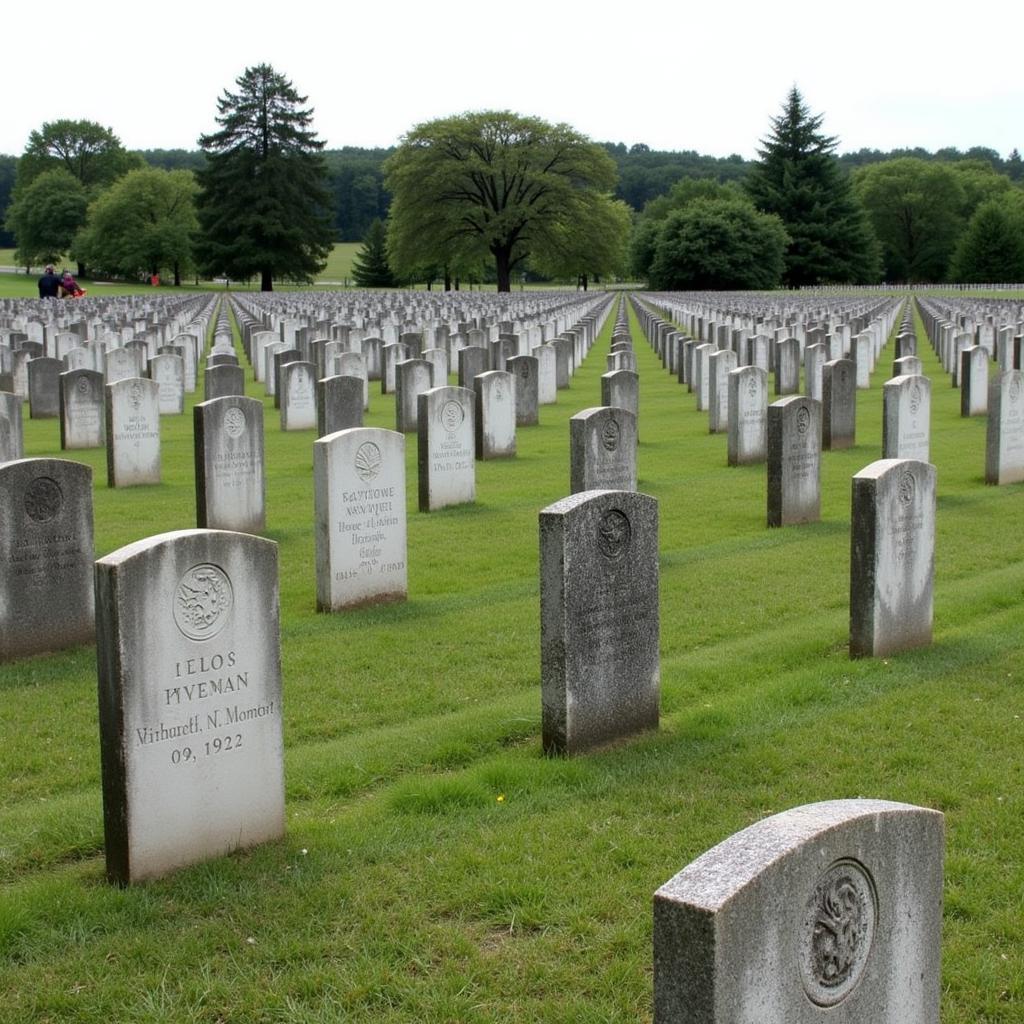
(105, 378), (161, 487)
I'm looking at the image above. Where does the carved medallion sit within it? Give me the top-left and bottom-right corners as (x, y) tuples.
(173, 564), (233, 641)
(602, 418), (620, 453)
(24, 477), (63, 522)
(355, 441), (382, 482)
(898, 471), (916, 507)
(797, 406), (811, 435)
(1010, 375), (1022, 404)
(129, 380), (144, 410)
(440, 400), (464, 432)
(909, 383), (922, 415)
(596, 509), (630, 561)
(799, 859), (876, 1007)
(223, 407), (246, 439)
(494, 378), (504, 401)
(747, 375), (759, 400)
(76, 376), (91, 396)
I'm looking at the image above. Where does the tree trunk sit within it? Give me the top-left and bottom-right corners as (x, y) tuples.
(444, 269), (452, 291)
(76, 261), (86, 279)
(173, 261), (181, 287)
(578, 274), (589, 291)
(495, 247), (512, 292)
(454, 278), (460, 291)
(261, 268), (273, 292)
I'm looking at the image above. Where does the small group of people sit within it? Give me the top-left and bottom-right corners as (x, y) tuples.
(37, 265), (85, 299)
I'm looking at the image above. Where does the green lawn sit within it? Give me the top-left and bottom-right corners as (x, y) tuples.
(1, 296), (1022, 1022)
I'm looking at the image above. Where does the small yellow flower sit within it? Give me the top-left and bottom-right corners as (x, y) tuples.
(496, 794), (505, 803)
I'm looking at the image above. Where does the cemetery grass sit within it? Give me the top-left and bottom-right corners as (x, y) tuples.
(1, 300), (1022, 1022)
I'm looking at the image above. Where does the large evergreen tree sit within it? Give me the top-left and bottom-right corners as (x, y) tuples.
(350, 218), (396, 287)
(948, 199), (1024, 283)
(195, 64), (334, 291)
(745, 87), (880, 286)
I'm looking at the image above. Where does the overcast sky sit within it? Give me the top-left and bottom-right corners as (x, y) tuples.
(5, 0), (1021, 160)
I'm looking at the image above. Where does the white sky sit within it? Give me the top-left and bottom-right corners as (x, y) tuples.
(4, 0), (1021, 160)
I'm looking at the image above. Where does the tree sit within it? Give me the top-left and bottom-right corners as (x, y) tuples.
(647, 198), (789, 291)
(853, 158), (965, 282)
(16, 119), (141, 191)
(195, 64), (334, 291)
(385, 110), (620, 292)
(75, 168), (198, 285)
(4, 168), (88, 269)
(745, 87), (881, 285)
(350, 218), (396, 287)
(0, 155), (17, 247)
(948, 199), (1024, 283)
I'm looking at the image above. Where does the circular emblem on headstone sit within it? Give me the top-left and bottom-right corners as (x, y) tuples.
(596, 509), (631, 561)
(494, 379), (505, 401)
(24, 477), (63, 522)
(355, 441), (382, 482)
(602, 418), (621, 452)
(797, 406), (811, 435)
(129, 380), (144, 410)
(747, 375), (759, 399)
(518, 361), (530, 380)
(1010, 375), (1022, 404)
(898, 470), (916, 507)
(440, 400), (464, 432)
(76, 375), (91, 396)
(909, 384), (922, 415)
(799, 859), (876, 1007)
(223, 406), (246, 438)
(173, 564), (233, 641)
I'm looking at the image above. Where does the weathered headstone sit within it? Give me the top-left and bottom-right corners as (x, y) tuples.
(960, 345), (988, 417)
(95, 529), (284, 884)
(318, 375), (364, 436)
(508, 354), (539, 426)
(822, 358), (856, 451)
(708, 350), (737, 434)
(774, 337), (800, 395)
(767, 397), (821, 527)
(0, 458), (94, 661)
(458, 346), (489, 390)
(105, 346), (139, 385)
(0, 391), (23, 462)
(151, 353), (185, 415)
(417, 386), (476, 511)
(540, 489), (659, 755)
(106, 378), (161, 487)
(727, 366), (767, 466)
(314, 427), (407, 610)
(395, 358), (433, 433)
(882, 374), (930, 461)
(280, 361), (317, 431)
(28, 357), (62, 418)
(653, 798), (943, 1024)
(473, 370), (516, 460)
(205, 363), (245, 402)
(194, 396), (266, 533)
(985, 369), (1024, 485)
(804, 343), (826, 403)
(850, 459), (936, 658)
(60, 369), (105, 449)
(892, 355), (923, 379)
(601, 369), (639, 424)
(570, 406), (637, 493)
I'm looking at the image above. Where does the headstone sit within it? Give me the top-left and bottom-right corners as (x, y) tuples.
(570, 407), (637, 494)
(507, 355), (539, 426)
(318, 375), (364, 436)
(892, 355), (922, 378)
(28, 357), (62, 418)
(774, 337), (800, 395)
(0, 391), (23, 462)
(540, 489), (659, 755)
(95, 529), (284, 884)
(395, 358), (433, 433)
(382, 342), (411, 394)
(194, 396), (266, 533)
(151, 353), (185, 415)
(708, 349), (737, 434)
(852, 332), (873, 389)
(850, 459), (936, 658)
(421, 347), (449, 387)
(653, 799), (943, 1024)
(985, 369), (1024, 485)
(106, 378), (161, 487)
(883, 375), (930, 462)
(280, 361), (317, 431)
(693, 343), (714, 411)
(314, 427), (408, 610)
(417, 386), (475, 511)
(822, 358), (856, 451)
(474, 370), (516, 460)
(727, 366), (767, 466)
(458, 346), (489, 390)
(804, 343), (826, 403)
(601, 369), (639, 423)
(767, 397), (821, 527)
(272, 347), (302, 408)
(960, 345), (988, 417)
(536, 345), (557, 405)
(895, 332), (917, 359)
(105, 347), (139, 385)
(60, 369), (105, 449)
(205, 363), (245, 402)
(0, 458), (94, 661)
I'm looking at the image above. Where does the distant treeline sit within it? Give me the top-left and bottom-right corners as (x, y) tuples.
(2, 142), (1021, 249)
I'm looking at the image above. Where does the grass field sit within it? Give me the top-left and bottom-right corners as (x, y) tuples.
(1, 295), (1023, 1022)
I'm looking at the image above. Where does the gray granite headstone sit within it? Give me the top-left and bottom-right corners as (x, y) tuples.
(280, 361), (317, 431)
(822, 358), (856, 451)
(60, 369), (105, 449)
(382, 342), (411, 394)
(105, 346), (139, 385)
(395, 358), (433, 433)
(205, 363), (245, 402)
(0, 391), (23, 462)
(774, 337), (800, 395)
(0, 458), (94, 661)
(708, 349), (737, 434)
(653, 799), (943, 1023)
(892, 355), (923, 379)
(570, 406), (638, 494)
(985, 369), (1024, 485)
(417, 386), (476, 512)
(601, 369), (639, 424)
(194, 396), (266, 533)
(333, 351), (369, 411)
(850, 458), (935, 658)
(540, 489), (659, 755)
(804, 343), (826, 403)
(96, 529), (284, 884)
(151, 353), (185, 415)
(508, 355), (539, 427)
(727, 366), (767, 466)
(318, 375), (364, 437)
(767, 397), (821, 527)
(458, 346), (489, 390)
(883, 375), (930, 462)
(28, 357), (62, 418)
(959, 345), (988, 417)
(473, 370), (516, 460)
(536, 345), (558, 404)
(106, 378), (161, 487)
(314, 426), (407, 611)
(693, 343), (714, 411)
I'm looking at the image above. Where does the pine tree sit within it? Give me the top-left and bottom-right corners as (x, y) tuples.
(948, 200), (1024, 283)
(351, 219), (396, 287)
(745, 87), (880, 286)
(195, 64), (334, 291)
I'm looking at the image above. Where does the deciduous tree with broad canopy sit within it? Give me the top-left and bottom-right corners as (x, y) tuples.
(195, 64), (334, 291)
(4, 168), (87, 270)
(384, 111), (623, 292)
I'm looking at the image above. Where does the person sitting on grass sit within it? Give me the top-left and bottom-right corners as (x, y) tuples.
(59, 270), (85, 298)
(37, 264), (61, 298)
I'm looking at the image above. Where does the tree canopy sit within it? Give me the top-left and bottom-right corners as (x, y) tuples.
(948, 197), (1024, 283)
(745, 87), (880, 286)
(17, 119), (141, 191)
(350, 218), (396, 288)
(194, 64), (334, 291)
(4, 168), (88, 269)
(385, 111), (622, 291)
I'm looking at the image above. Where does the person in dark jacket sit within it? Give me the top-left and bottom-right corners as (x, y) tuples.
(38, 265), (61, 298)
